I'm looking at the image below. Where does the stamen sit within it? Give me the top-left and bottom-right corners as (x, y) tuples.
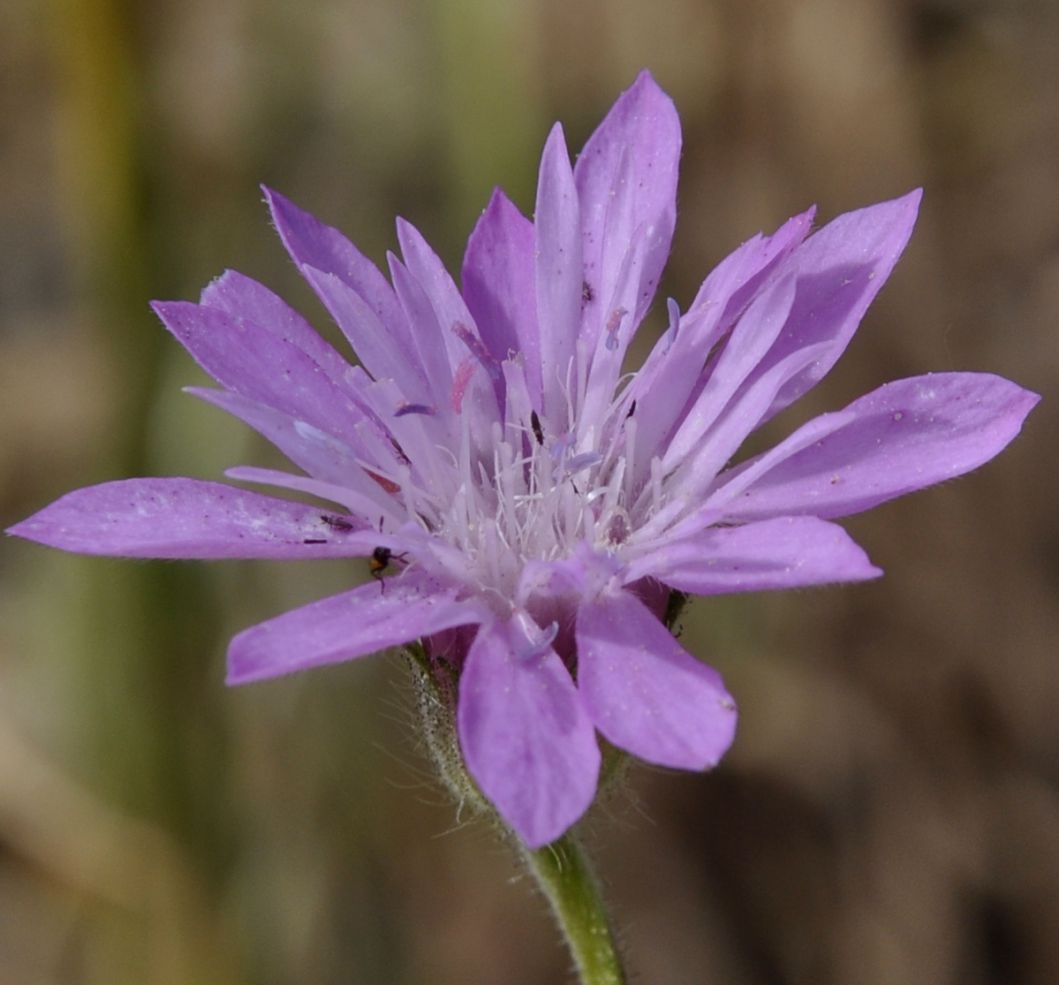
(517, 618), (559, 661)
(665, 297), (680, 345)
(394, 402), (437, 418)
(451, 357), (477, 413)
(397, 464), (420, 526)
(601, 456), (625, 520)
(496, 439), (520, 548)
(452, 322), (502, 383)
(604, 307), (628, 352)
(564, 451), (603, 477)
(575, 335), (591, 419)
(622, 415), (637, 506)
(650, 456), (664, 517)
(530, 410), (545, 446)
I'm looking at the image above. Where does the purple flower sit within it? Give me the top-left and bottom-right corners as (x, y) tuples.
(9, 72), (1037, 848)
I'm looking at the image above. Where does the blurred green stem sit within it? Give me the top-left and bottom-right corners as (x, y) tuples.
(520, 835), (626, 985)
(412, 654), (625, 982)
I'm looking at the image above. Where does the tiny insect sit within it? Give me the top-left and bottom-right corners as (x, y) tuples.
(581, 280), (594, 304)
(530, 409), (545, 446)
(369, 545), (408, 590)
(304, 514), (356, 544)
(626, 399), (637, 419)
(321, 514), (356, 531)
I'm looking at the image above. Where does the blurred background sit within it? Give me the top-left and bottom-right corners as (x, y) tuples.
(1, 0), (1056, 982)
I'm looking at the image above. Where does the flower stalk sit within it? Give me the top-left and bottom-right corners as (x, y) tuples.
(521, 835), (626, 985)
(410, 647), (624, 982)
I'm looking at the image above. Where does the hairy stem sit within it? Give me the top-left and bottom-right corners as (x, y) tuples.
(409, 651), (626, 983)
(520, 835), (626, 985)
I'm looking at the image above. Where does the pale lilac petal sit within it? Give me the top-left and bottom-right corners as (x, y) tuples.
(186, 386), (412, 518)
(458, 613), (600, 848)
(462, 189), (542, 404)
(199, 269), (352, 383)
(626, 207), (816, 485)
(577, 591), (737, 770)
(625, 516), (881, 592)
(386, 253), (456, 410)
(357, 376), (458, 498)
(534, 123), (582, 421)
(396, 219), (502, 423)
(574, 69), (680, 344)
(224, 466), (400, 526)
(299, 266), (426, 396)
(396, 219), (480, 371)
(152, 301), (362, 442)
(688, 205), (817, 322)
(265, 188), (429, 392)
(227, 571), (485, 684)
(185, 387), (391, 493)
(662, 274), (798, 470)
(666, 341), (833, 506)
(263, 186), (406, 340)
(575, 215), (641, 435)
(749, 190), (922, 423)
(712, 373), (1040, 521)
(6, 479), (376, 559)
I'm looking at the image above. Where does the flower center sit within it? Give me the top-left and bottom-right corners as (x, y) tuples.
(424, 383), (649, 600)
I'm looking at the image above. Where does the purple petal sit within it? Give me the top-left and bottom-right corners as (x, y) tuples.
(625, 516), (881, 592)
(535, 124), (582, 422)
(355, 376), (457, 496)
(6, 479), (376, 559)
(576, 591), (737, 770)
(263, 186), (406, 341)
(662, 274), (798, 470)
(228, 571), (484, 684)
(666, 341), (834, 504)
(224, 466), (399, 526)
(199, 269), (352, 383)
(386, 252), (456, 410)
(712, 372), (1040, 521)
(396, 219), (481, 373)
(689, 205), (817, 325)
(152, 300), (362, 442)
(574, 70), (680, 344)
(462, 189), (542, 404)
(299, 266), (426, 397)
(458, 613), (600, 848)
(396, 219), (503, 425)
(626, 206), (816, 486)
(185, 387), (399, 504)
(749, 190), (923, 423)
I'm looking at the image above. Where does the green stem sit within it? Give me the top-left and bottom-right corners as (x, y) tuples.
(407, 653), (627, 982)
(521, 835), (627, 985)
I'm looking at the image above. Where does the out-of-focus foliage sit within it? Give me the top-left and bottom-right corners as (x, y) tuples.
(1, 1), (1056, 982)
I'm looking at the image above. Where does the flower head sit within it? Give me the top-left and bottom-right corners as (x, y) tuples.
(9, 72), (1038, 847)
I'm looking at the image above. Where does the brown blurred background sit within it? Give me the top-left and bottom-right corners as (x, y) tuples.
(1, 0), (1056, 982)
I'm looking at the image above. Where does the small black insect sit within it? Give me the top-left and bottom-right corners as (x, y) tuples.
(626, 399), (637, 419)
(321, 514), (356, 532)
(369, 545), (408, 590)
(530, 409), (545, 446)
(582, 280), (594, 304)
